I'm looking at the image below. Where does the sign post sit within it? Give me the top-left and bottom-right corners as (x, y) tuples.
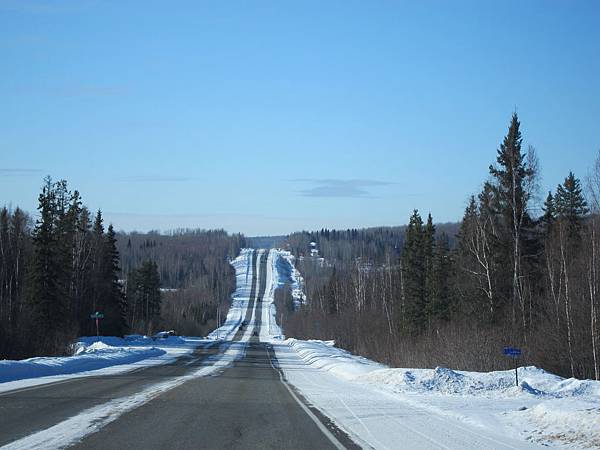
(90, 312), (104, 341)
(216, 306), (220, 340)
(503, 347), (522, 386)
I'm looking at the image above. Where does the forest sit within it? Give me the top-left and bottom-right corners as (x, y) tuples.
(282, 113), (600, 381)
(0, 178), (244, 359)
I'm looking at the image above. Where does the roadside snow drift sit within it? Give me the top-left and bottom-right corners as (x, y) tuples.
(0, 335), (202, 392)
(0, 341), (164, 384)
(266, 250), (600, 450)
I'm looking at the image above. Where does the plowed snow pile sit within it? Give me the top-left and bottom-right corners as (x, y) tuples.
(0, 334), (201, 390)
(269, 250), (600, 449)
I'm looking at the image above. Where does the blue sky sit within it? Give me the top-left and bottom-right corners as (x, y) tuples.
(1, 0), (599, 235)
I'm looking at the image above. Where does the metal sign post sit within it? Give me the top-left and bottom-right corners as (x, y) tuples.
(503, 347), (522, 386)
(90, 312), (104, 342)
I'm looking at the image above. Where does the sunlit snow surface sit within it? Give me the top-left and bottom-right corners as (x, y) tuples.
(1, 248), (599, 449)
(0, 249), (260, 450)
(265, 249), (600, 449)
(0, 249), (259, 394)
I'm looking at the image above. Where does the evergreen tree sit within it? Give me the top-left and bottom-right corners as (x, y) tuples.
(401, 210), (426, 332)
(430, 233), (452, 321)
(90, 210), (106, 316)
(55, 186), (81, 322)
(555, 171), (589, 235)
(488, 113), (536, 328)
(423, 213), (436, 323)
(102, 225), (127, 336)
(28, 177), (66, 353)
(129, 260), (162, 333)
(489, 113), (533, 228)
(541, 191), (556, 232)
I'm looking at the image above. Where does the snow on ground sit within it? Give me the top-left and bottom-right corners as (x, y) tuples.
(275, 338), (600, 449)
(264, 249), (600, 450)
(259, 249), (283, 340)
(0, 248), (258, 395)
(207, 248), (256, 340)
(4, 247), (598, 449)
(1, 249), (263, 450)
(0, 339), (164, 384)
(273, 249), (306, 308)
(2, 338), (252, 450)
(0, 335), (203, 394)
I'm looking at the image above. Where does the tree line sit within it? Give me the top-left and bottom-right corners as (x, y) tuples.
(281, 113), (599, 380)
(117, 229), (245, 337)
(0, 178), (244, 358)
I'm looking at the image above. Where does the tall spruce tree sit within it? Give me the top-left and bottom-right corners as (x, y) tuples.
(555, 171), (589, 236)
(28, 177), (66, 353)
(423, 213), (436, 324)
(430, 233), (452, 321)
(541, 191), (556, 233)
(90, 211), (106, 318)
(489, 113), (536, 329)
(103, 225), (127, 336)
(401, 210), (426, 332)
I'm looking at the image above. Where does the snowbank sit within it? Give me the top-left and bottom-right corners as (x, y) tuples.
(357, 365), (600, 399)
(257, 249), (310, 341)
(1, 338), (165, 384)
(271, 247), (600, 449)
(283, 338), (384, 380)
(0, 334), (203, 392)
(276, 337), (600, 448)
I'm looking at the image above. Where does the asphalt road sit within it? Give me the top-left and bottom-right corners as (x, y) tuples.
(0, 249), (356, 450)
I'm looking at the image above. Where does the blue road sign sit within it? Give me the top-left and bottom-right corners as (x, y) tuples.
(90, 312), (104, 319)
(503, 347), (522, 357)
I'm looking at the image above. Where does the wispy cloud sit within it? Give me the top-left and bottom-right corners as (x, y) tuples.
(0, 168), (43, 177)
(292, 178), (394, 198)
(117, 175), (196, 183)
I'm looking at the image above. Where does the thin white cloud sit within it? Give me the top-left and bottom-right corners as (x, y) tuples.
(291, 178), (394, 198)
